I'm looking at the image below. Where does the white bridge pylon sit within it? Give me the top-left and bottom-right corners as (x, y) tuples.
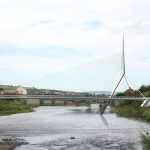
(100, 35), (149, 114)
(100, 35), (126, 114)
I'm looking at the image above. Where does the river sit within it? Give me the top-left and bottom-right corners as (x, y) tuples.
(0, 104), (150, 150)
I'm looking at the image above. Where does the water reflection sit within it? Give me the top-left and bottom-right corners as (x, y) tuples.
(68, 105), (111, 114)
(0, 105), (149, 150)
(68, 107), (99, 114)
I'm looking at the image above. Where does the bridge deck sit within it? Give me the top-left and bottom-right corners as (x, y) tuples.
(0, 95), (148, 101)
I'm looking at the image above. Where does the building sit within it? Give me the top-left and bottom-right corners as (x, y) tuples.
(125, 87), (135, 95)
(15, 86), (27, 95)
(0, 85), (27, 95)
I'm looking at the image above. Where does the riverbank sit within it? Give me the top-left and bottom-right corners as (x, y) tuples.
(0, 100), (33, 115)
(142, 134), (150, 150)
(0, 105), (148, 150)
(0, 99), (92, 115)
(113, 101), (150, 122)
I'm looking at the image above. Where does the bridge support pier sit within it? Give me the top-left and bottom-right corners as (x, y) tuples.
(99, 99), (103, 110)
(40, 100), (44, 105)
(26, 99), (40, 106)
(42, 100), (52, 106)
(86, 100), (91, 106)
(64, 100), (67, 106)
(110, 99), (115, 107)
(75, 101), (79, 106)
(51, 100), (56, 106)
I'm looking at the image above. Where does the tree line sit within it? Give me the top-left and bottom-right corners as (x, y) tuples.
(117, 84), (150, 97)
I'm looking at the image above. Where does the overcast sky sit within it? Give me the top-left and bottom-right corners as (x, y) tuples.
(0, 0), (150, 91)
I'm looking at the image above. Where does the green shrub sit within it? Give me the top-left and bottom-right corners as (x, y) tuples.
(142, 134), (150, 150)
(143, 109), (150, 121)
(113, 101), (150, 122)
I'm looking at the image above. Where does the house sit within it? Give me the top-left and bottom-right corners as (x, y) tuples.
(0, 85), (27, 95)
(125, 87), (135, 95)
(15, 86), (27, 95)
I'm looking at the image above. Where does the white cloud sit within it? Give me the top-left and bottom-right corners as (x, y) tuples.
(0, 0), (150, 90)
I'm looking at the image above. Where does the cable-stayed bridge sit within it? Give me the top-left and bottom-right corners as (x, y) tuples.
(2, 37), (148, 113)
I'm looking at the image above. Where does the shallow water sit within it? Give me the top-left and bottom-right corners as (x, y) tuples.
(0, 104), (150, 150)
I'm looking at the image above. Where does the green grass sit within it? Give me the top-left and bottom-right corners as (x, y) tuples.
(78, 100), (91, 106)
(143, 91), (150, 97)
(113, 101), (150, 122)
(0, 100), (33, 115)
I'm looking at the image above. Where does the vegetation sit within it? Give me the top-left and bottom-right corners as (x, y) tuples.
(0, 100), (33, 115)
(116, 84), (150, 97)
(116, 90), (140, 96)
(143, 91), (150, 97)
(27, 87), (93, 96)
(114, 84), (150, 121)
(27, 87), (48, 95)
(76, 100), (91, 106)
(141, 133), (150, 150)
(113, 101), (150, 121)
(139, 85), (150, 93)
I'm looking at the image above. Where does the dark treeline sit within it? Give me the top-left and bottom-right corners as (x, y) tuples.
(139, 84), (150, 93)
(117, 84), (150, 97)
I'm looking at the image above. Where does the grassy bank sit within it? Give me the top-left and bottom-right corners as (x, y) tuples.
(0, 100), (33, 115)
(113, 101), (150, 122)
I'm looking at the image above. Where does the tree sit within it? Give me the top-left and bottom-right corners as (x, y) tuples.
(116, 92), (125, 96)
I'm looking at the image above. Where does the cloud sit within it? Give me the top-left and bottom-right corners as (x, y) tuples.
(0, 0), (150, 90)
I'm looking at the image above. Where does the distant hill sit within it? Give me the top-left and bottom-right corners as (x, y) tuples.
(89, 91), (117, 96)
(0, 85), (18, 89)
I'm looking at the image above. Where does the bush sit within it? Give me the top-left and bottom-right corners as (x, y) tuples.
(113, 101), (150, 121)
(142, 134), (150, 150)
(143, 109), (150, 121)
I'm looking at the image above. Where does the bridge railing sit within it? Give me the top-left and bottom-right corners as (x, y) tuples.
(0, 95), (149, 101)
(0, 95), (101, 100)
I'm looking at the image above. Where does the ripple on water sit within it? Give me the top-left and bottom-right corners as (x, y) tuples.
(0, 105), (149, 150)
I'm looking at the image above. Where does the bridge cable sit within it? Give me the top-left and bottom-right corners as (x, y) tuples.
(124, 75), (148, 101)
(124, 76), (130, 89)
(22, 52), (122, 92)
(100, 115), (120, 147)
